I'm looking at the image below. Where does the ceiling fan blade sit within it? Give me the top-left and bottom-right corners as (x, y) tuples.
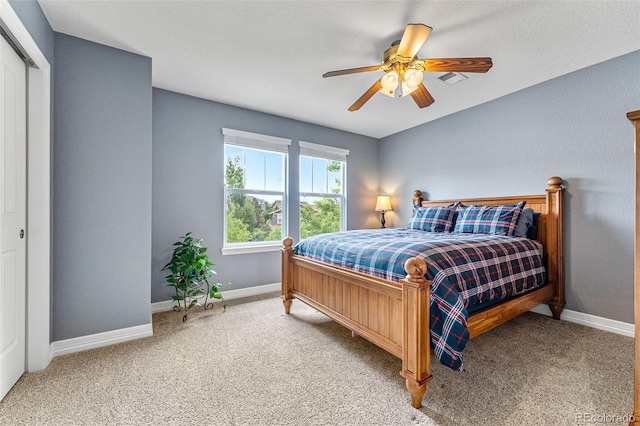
(420, 57), (493, 73)
(348, 80), (383, 112)
(396, 24), (432, 59)
(410, 83), (435, 108)
(323, 65), (382, 78)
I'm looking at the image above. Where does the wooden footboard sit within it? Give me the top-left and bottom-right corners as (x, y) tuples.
(281, 177), (564, 409)
(282, 238), (432, 407)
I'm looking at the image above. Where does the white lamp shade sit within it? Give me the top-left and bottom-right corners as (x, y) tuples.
(380, 71), (399, 93)
(375, 195), (392, 212)
(404, 69), (423, 89)
(401, 69), (423, 97)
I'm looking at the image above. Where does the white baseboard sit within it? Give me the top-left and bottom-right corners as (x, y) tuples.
(51, 323), (153, 358)
(530, 304), (634, 338)
(151, 282), (281, 314)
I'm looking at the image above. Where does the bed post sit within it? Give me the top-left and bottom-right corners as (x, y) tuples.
(282, 237), (294, 314)
(399, 257), (433, 409)
(413, 190), (423, 207)
(546, 177), (565, 320)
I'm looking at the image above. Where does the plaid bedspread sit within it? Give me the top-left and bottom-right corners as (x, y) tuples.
(293, 228), (546, 371)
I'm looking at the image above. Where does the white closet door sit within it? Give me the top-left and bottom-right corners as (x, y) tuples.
(0, 35), (27, 401)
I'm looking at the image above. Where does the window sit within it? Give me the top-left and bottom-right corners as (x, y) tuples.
(299, 141), (348, 239)
(222, 128), (290, 254)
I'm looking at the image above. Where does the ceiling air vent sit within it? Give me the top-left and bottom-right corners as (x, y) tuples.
(438, 72), (468, 86)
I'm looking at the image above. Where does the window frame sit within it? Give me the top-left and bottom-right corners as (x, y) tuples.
(222, 128), (290, 255)
(298, 141), (349, 237)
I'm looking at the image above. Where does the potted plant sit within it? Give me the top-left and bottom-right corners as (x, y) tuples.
(162, 232), (230, 321)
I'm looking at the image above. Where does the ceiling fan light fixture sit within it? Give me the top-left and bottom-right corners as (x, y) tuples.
(322, 23), (493, 111)
(380, 70), (399, 92)
(404, 69), (423, 89)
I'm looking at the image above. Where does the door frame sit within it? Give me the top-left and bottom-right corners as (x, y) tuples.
(0, 0), (51, 372)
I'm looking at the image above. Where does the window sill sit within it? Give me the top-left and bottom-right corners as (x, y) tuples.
(221, 243), (282, 256)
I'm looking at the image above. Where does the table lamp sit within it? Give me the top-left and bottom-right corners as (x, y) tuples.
(375, 195), (392, 228)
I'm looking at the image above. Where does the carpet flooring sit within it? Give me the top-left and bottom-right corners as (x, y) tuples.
(0, 293), (633, 425)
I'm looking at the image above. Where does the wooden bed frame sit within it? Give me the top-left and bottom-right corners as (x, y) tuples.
(281, 177), (564, 409)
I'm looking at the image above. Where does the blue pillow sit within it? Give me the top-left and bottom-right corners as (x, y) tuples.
(527, 212), (541, 240)
(513, 208), (534, 237)
(407, 206), (456, 233)
(453, 201), (526, 236)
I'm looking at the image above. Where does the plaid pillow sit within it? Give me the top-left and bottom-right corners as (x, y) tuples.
(453, 201), (526, 236)
(407, 206), (456, 233)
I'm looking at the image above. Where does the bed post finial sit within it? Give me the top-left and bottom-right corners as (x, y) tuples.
(404, 257), (427, 283)
(547, 176), (563, 189)
(413, 190), (423, 208)
(283, 237), (294, 251)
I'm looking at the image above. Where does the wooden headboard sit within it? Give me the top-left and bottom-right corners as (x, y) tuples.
(413, 176), (565, 318)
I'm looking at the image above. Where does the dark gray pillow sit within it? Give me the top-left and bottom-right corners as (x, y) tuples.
(513, 207), (534, 237)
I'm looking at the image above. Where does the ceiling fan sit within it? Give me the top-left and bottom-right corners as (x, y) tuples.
(323, 23), (493, 111)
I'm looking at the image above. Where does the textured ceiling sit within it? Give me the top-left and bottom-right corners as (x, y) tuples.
(39, 1), (640, 138)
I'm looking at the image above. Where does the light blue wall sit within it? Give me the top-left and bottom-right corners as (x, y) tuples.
(152, 88), (379, 302)
(379, 50), (640, 323)
(53, 34), (153, 340)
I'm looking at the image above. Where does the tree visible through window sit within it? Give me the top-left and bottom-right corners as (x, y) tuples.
(300, 156), (346, 239)
(223, 129), (289, 248)
(224, 153), (284, 244)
